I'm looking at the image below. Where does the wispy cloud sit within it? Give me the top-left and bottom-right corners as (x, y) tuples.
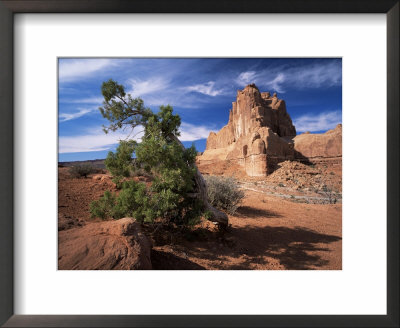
(179, 122), (218, 141)
(235, 71), (257, 85)
(293, 110), (341, 133)
(59, 59), (114, 82)
(125, 77), (210, 108)
(264, 73), (285, 93)
(236, 70), (286, 92)
(183, 81), (224, 97)
(128, 77), (169, 97)
(61, 96), (104, 104)
(59, 108), (95, 122)
(286, 61), (342, 89)
(59, 127), (143, 153)
(235, 61), (341, 93)
(59, 121), (214, 153)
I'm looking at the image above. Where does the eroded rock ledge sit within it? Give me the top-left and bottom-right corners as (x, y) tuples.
(58, 218), (152, 270)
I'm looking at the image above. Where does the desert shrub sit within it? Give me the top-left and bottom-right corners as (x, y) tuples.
(90, 180), (151, 221)
(204, 176), (244, 215)
(114, 180), (152, 222)
(69, 163), (97, 178)
(89, 190), (118, 220)
(105, 140), (137, 187)
(320, 184), (337, 204)
(131, 166), (153, 179)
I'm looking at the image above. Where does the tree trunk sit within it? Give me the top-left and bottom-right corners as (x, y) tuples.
(170, 135), (229, 228)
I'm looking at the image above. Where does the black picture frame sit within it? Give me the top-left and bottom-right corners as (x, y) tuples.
(0, 1), (398, 327)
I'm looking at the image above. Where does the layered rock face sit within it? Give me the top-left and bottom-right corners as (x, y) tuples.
(294, 124), (342, 164)
(199, 84), (297, 176)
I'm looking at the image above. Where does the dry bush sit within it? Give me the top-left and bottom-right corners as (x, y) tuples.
(69, 163), (98, 178)
(204, 175), (244, 215)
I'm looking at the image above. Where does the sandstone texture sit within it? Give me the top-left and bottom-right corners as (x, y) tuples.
(197, 84), (342, 177)
(58, 218), (152, 270)
(198, 84), (296, 176)
(293, 124), (342, 163)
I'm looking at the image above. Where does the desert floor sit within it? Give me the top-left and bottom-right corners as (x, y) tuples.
(58, 164), (342, 270)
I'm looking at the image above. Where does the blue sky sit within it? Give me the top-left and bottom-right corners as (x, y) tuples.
(58, 58), (342, 162)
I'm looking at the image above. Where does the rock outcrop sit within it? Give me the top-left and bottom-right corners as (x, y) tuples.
(197, 84), (342, 177)
(198, 84), (296, 176)
(58, 218), (152, 270)
(294, 124), (342, 164)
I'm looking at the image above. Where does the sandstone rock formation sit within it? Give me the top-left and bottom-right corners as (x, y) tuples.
(294, 124), (342, 164)
(198, 84), (297, 176)
(58, 218), (152, 270)
(197, 84), (342, 177)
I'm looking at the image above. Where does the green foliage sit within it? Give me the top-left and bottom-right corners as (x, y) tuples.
(204, 175), (244, 215)
(69, 163), (97, 178)
(105, 140), (137, 188)
(99, 79), (152, 133)
(115, 180), (152, 222)
(91, 80), (205, 226)
(89, 190), (118, 220)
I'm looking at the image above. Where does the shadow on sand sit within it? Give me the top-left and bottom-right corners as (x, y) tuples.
(236, 206), (282, 218)
(228, 225), (342, 269)
(150, 205), (341, 270)
(181, 210), (341, 270)
(151, 249), (206, 270)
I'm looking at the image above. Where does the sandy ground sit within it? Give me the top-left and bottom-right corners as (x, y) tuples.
(58, 166), (342, 270)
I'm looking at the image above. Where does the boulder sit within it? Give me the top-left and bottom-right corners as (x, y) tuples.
(58, 218), (152, 270)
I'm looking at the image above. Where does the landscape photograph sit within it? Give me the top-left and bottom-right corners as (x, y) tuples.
(58, 58), (342, 270)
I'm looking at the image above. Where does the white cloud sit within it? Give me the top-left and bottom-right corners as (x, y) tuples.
(235, 70), (286, 92)
(59, 108), (95, 122)
(183, 81), (224, 97)
(293, 110), (342, 133)
(128, 77), (168, 97)
(264, 73), (286, 93)
(59, 127), (143, 153)
(235, 61), (341, 93)
(59, 121), (214, 153)
(63, 96), (104, 104)
(59, 59), (114, 82)
(179, 122), (217, 141)
(287, 61), (342, 88)
(60, 76), (220, 110)
(235, 71), (257, 85)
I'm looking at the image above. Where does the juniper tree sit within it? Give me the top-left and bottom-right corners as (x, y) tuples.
(104, 140), (137, 187)
(91, 79), (228, 228)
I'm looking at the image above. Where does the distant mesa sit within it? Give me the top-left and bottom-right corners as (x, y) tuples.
(197, 84), (342, 176)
